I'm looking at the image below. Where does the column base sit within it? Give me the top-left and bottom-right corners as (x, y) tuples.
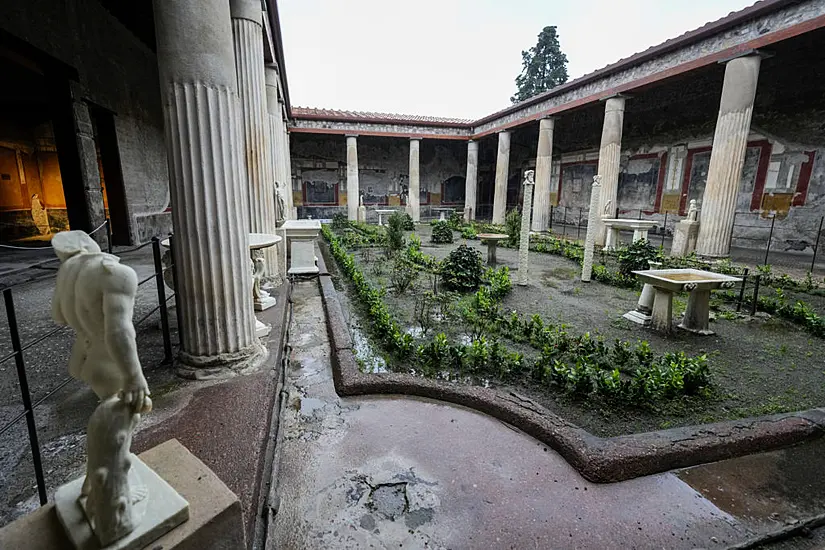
(254, 294), (277, 311)
(623, 309), (652, 326)
(176, 341), (268, 380)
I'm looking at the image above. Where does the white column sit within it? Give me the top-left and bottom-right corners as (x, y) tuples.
(532, 117), (555, 232)
(265, 65), (290, 222)
(596, 96), (626, 245)
(153, 0), (264, 375)
(346, 135), (359, 221)
(464, 139), (478, 221)
(696, 55), (762, 257)
(517, 171), (535, 286)
(581, 176), (602, 282)
(408, 138), (421, 222)
(232, 0), (278, 281)
(492, 131), (511, 225)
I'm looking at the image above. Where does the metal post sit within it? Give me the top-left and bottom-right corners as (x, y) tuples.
(811, 216), (823, 273)
(152, 238), (173, 363)
(750, 274), (761, 316)
(105, 218), (113, 254)
(764, 213), (775, 266)
(615, 207), (619, 219)
(168, 235), (184, 350)
(549, 205), (553, 230)
(576, 208), (582, 240)
(562, 206), (567, 238)
(736, 267), (749, 313)
(728, 211), (738, 254)
(638, 209), (642, 220)
(661, 211), (668, 248)
(4, 289), (48, 505)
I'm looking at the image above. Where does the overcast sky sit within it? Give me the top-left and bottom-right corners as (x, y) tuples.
(278, 0), (754, 120)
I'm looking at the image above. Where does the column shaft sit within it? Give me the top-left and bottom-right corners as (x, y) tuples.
(532, 118), (555, 232)
(346, 136), (359, 221)
(153, 0), (263, 373)
(408, 138), (421, 222)
(596, 96), (626, 245)
(492, 131), (511, 224)
(232, 1), (278, 280)
(265, 65), (291, 221)
(464, 140), (478, 221)
(696, 55), (761, 257)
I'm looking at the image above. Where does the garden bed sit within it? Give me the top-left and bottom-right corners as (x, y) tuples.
(323, 218), (823, 438)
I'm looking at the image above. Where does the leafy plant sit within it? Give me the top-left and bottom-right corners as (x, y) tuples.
(440, 244), (484, 292)
(401, 212), (415, 230)
(431, 221), (454, 244)
(332, 212), (348, 231)
(385, 212), (406, 255)
(413, 292), (437, 338)
(486, 266), (512, 300)
(617, 239), (661, 276)
(461, 225), (478, 240)
(447, 211), (464, 231)
(389, 255), (419, 294)
(504, 209), (522, 246)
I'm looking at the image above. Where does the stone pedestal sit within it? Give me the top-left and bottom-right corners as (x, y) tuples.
(596, 96), (626, 246)
(532, 117), (554, 232)
(408, 138), (421, 222)
(671, 219), (700, 257)
(464, 140), (478, 222)
(153, 0), (265, 377)
(696, 55), (761, 258)
(581, 176), (601, 282)
(492, 131), (511, 225)
(346, 135), (360, 221)
(651, 287), (674, 334)
(679, 289), (713, 334)
(357, 205), (366, 223)
(0, 440), (246, 550)
(623, 283), (655, 326)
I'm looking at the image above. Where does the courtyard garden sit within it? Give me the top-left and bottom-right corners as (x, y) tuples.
(321, 211), (824, 437)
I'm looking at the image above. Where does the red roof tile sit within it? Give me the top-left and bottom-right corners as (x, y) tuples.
(291, 107), (473, 127)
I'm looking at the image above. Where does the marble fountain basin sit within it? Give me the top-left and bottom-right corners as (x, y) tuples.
(632, 268), (741, 292)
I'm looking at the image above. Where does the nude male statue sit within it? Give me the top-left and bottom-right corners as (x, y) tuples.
(52, 231), (151, 414)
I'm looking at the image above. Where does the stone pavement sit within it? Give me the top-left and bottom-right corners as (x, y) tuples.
(267, 281), (825, 549)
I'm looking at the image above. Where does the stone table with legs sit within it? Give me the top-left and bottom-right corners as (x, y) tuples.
(632, 268), (741, 334)
(601, 219), (659, 250)
(432, 207), (455, 221)
(477, 233), (509, 266)
(374, 208), (397, 226)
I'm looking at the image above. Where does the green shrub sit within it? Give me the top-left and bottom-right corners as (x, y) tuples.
(504, 209), (521, 246)
(617, 239), (661, 276)
(401, 212), (415, 230)
(440, 244), (484, 292)
(486, 266), (512, 300)
(431, 221), (454, 244)
(390, 255), (418, 294)
(447, 211), (464, 231)
(385, 212), (406, 255)
(405, 235), (439, 271)
(461, 225), (478, 240)
(331, 212), (348, 231)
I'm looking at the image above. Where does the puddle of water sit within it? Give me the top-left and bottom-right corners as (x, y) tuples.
(299, 397), (326, 416)
(351, 323), (388, 373)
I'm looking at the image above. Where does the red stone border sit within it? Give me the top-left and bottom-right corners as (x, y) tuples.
(316, 248), (825, 483)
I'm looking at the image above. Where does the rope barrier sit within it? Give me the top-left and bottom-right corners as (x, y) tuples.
(0, 220), (109, 250)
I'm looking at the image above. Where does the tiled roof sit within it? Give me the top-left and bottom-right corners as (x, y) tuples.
(291, 107), (473, 127)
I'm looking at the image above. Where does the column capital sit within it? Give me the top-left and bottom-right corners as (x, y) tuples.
(409, 137), (421, 142)
(717, 48), (774, 64)
(600, 93), (632, 102)
(230, 0), (262, 24)
(497, 129), (511, 135)
(345, 134), (359, 139)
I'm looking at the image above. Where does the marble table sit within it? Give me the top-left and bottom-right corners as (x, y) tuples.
(601, 218), (659, 250)
(374, 208), (397, 226)
(477, 233), (509, 266)
(432, 207), (455, 221)
(632, 268), (741, 334)
(280, 219), (322, 276)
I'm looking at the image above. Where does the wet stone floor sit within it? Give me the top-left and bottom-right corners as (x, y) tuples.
(266, 279), (825, 550)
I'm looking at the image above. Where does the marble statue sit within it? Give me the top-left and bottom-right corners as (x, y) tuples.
(52, 230), (153, 547)
(524, 169), (535, 186)
(274, 183), (286, 224)
(603, 199), (613, 217)
(687, 199), (698, 221)
(31, 193), (51, 236)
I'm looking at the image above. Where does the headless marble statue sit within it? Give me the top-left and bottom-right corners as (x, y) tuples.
(52, 231), (154, 547)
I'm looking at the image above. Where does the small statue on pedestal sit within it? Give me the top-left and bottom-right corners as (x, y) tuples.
(52, 231), (187, 549)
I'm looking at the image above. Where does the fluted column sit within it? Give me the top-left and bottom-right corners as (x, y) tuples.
(265, 64), (290, 222)
(492, 131), (511, 224)
(696, 55), (762, 257)
(408, 138), (421, 222)
(232, 0), (278, 281)
(346, 135), (359, 221)
(153, 0), (264, 376)
(596, 96), (626, 245)
(284, 128), (294, 219)
(464, 140), (478, 221)
(532, 117), (555, 232)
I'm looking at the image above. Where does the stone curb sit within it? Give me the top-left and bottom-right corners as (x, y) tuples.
(315, 245), (825, 483)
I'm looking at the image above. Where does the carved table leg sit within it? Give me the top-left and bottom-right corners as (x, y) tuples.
(651, 287), (673, 333)
(679, 289), (712, 334)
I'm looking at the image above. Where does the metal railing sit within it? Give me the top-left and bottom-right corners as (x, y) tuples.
(0, 221), (177, 508)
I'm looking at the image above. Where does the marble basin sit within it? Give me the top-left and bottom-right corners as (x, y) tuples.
(632, 268), (741, 292)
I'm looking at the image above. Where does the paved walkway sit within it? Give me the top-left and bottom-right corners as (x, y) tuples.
(267, 281), (825, 549)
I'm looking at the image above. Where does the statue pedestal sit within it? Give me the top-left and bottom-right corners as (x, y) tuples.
(671, 219), (700, 257)
(55, 454), (189, 550)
